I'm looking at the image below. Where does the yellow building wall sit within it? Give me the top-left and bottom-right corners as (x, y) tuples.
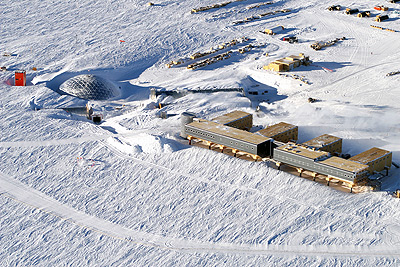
(265, 63), (284, 72)
(285, 58), (301, 68)
(319, 139), (342, 154)
(272, 128), (298, 143)
(366, 153), (392, 174)
(226, 115), (253, 131)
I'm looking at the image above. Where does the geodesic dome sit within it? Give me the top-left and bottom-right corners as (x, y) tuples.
(59, 74), (119, 100)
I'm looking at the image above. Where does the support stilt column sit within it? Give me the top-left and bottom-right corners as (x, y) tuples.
(311, 172), (317, 181)
(251, 154), (259, 162)
(296, 168), (303, 177)
(232, 149), (238, 157)
(188, 136), (193, 145)
(276, 162), (281, 170)
(204, 141), (212, 150)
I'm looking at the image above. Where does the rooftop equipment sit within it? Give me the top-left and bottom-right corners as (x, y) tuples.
(302, 134), (342, 154)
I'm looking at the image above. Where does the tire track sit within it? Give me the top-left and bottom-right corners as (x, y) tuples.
(1, 170), (400, 258)
(100, 138), (400, 227)
(1, 123), (399, 258)
(1, 119), (399, 240)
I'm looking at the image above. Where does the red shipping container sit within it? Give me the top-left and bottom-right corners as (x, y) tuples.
(15, 70), (26, 86)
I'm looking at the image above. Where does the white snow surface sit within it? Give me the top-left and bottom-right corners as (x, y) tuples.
(1, 0), (400, 265)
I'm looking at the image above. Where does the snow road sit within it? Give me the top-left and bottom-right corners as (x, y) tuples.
(2, 0), (400, 265)
(1, 170), (399, 259)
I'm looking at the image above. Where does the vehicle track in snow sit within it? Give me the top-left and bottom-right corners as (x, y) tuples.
(0, 135), (111, 148)
(1, 128), (398, 239)
(1, 123), (400, 257)
(290, 61), (397, 102)
(290, 11), (381, 100)
(100, 137), (400, 228)
(2, 171), (400, 258)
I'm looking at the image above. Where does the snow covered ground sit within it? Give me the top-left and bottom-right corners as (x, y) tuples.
(1, 0), (400, 265)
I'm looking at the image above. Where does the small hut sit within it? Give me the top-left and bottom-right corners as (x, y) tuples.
(374, 6), (388, 11)
(375, 15), (389, 22)
(345, 8), (359, 15)
(357, 11), (370, 18)
(15, 70), (26, 86)
(328, 5), (341, 11)
(264, 25), (284, 35)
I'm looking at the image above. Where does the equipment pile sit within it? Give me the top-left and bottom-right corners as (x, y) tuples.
(310, 37), (346, 51)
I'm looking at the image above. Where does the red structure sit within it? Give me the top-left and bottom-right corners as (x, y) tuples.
(15, 70), (26, 86)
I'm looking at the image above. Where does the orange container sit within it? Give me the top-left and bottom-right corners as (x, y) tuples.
(15, 70), (26, 86)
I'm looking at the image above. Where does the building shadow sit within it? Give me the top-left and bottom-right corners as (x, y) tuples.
(242, 76), (287, 108)
(305, 61), (352, 72)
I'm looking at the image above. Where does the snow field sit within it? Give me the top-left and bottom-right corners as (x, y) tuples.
(1, 0), (400, 265)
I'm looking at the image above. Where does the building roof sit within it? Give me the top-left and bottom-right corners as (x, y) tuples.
(257, 122), (297, 138)
(276, 143), (329, 160)
(302, 134), (342, 149)
(211, 110), (251, 125)
(59, 74), (119, 100)
(319, 156), (369, 173)
(349, 147), (392, 164)
(187, 120), (270, 145)
(285, 55), (304, 61)
(265, 25), (284, 32)
(274, 59), (295, 66)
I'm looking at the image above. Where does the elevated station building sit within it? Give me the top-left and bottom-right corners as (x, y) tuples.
(317, 156), (369, 185)
(273, 143), (330, 170)
(184, 119), (272, 158)
(349, 147), (392, 175)
(273, 143), (369, 187)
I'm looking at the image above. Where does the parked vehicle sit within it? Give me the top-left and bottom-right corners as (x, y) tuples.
(282, 36), (298, 43)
